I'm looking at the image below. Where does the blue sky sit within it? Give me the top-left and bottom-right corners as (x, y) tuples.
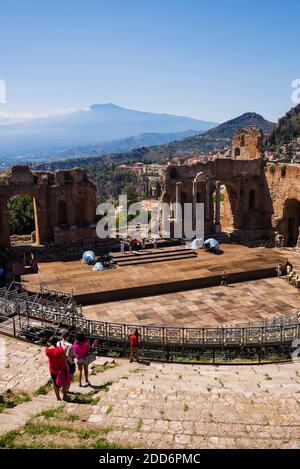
(0, 0), (299, 123)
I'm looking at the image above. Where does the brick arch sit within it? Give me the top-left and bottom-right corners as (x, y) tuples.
(277, 198), (300, 247)
(220, 182), (240, 230)
(234, 147), (241, 157)
(1, 187), (44, 247)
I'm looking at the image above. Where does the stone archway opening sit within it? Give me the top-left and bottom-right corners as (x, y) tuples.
(249, 189), (256, 210)
(7, 194), (39, 246)
(180, 191), (188, 220)
(221, 184), (238, 232)
(234, 147), (240, 158)
(283, 198), (300, 247)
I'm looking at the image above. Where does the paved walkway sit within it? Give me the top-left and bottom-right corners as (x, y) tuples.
(83, 277), (300, 327)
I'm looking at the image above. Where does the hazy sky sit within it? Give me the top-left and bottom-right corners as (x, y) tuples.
(1, 0), (299, 123)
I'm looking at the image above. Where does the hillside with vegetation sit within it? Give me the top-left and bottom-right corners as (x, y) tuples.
(267, 104), (300, 147)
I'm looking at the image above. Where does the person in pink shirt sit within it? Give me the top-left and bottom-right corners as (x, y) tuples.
(73, 331), (91, 387)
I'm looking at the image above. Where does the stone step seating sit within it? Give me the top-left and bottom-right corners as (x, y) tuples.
(108, 362), (300, 396)
(0, 394), (60, 435)
(111, 247), (197, 267)
(1, 352), (299, 448)
(86, 360), (300, 449)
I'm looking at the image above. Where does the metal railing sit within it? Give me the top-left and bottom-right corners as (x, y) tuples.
(3, 299), (297, 348)
(0, 284), (299, 363)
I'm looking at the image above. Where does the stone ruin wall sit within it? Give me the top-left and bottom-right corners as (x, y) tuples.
(231, 128), (263, 160)
(162, 127), (300, 245)
(264, 163), (300, 246)
(162, 156), (268, 238)
(0, 165), (97, 249)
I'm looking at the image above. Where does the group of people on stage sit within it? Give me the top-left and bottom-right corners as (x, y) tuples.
(120, 238), (158, 254)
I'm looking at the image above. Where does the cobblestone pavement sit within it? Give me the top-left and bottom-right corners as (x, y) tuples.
(83, 277), (300, 327)
(0, 336), (49, 394)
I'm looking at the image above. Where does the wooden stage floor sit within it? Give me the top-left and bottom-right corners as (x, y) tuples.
(22, 245), (285, 305)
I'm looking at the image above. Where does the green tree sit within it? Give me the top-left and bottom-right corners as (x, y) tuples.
(7, 195), (34, 235)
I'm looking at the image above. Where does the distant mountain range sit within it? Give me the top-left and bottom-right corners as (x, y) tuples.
(7, 129), (202, 165)
(31, 111), (275, 172)
(0, 103), (217, 165)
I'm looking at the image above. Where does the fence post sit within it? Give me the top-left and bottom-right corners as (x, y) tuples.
(13, 317), (16, 337)
(166, 345), (170, 362)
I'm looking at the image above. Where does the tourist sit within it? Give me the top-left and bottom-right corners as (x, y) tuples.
(276, 264), (282, 278)
(220, 270), (228, 286)
(120, 240), (125, 254)
(45, 336), (70, 401)
(103, 254), (112, 268)
(141, 238), (146, 252)
(73, 331), (93, 387)
(57, 330), (76, 390)
(128, 328), (141, 363)
(286, 261), (293, 275)
(153, 238), (158, 249)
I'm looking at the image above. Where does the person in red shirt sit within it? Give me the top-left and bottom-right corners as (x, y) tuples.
(128, 328), (141, 363)
(45, 336), (68, 401)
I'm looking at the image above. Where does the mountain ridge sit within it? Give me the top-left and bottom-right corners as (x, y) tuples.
(30, 111), (274, 172)
(0, 103), (217, 162)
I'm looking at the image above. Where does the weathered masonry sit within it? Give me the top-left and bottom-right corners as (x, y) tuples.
(0, 165), (97, 247)
(162, 128), (300, 246)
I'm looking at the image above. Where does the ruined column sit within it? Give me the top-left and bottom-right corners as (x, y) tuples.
(205, 179), (211, 221)
(192, 179), (197, 230)
(175, 182), (181, 220)
(215, 180), (221, 233)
